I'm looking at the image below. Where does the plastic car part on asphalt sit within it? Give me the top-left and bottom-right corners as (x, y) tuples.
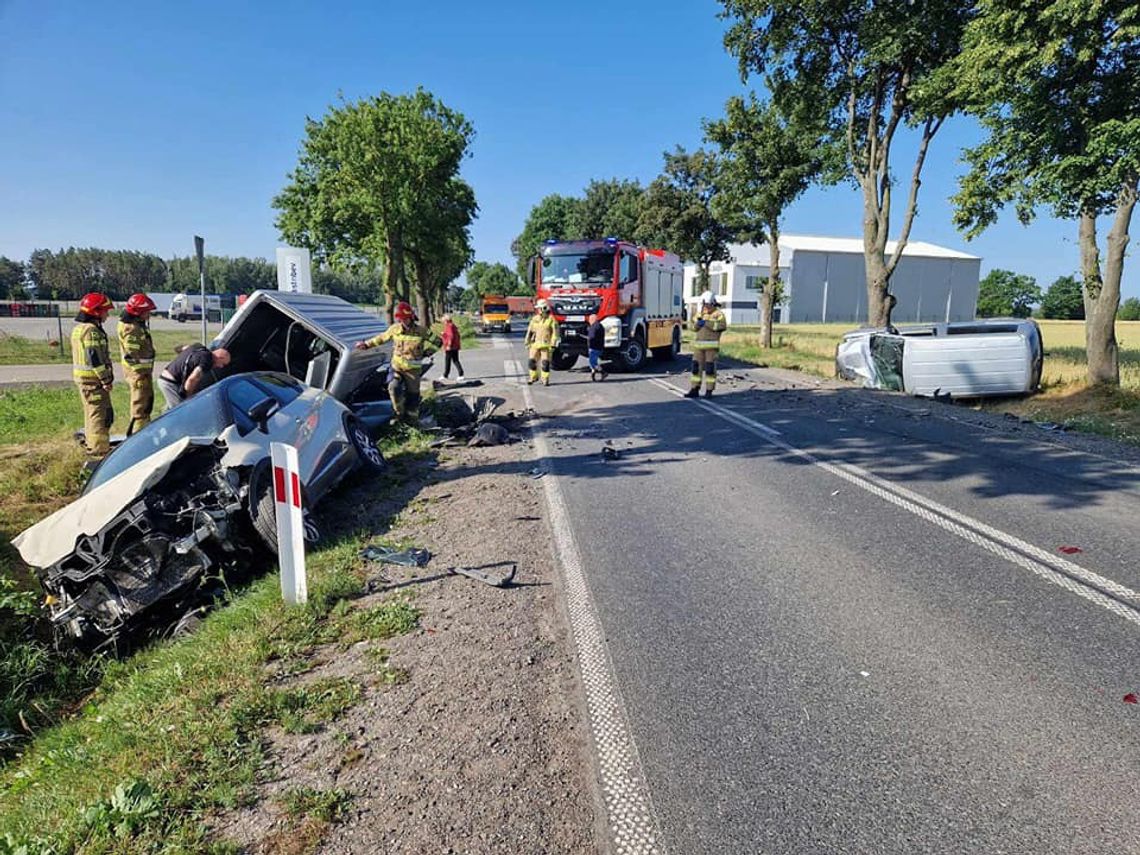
(360, 545), (432, 567)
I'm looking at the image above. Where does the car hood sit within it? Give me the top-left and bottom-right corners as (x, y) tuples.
(13, 437), (214, 569)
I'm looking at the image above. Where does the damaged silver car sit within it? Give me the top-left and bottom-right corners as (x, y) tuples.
(13, 371), (386, 646)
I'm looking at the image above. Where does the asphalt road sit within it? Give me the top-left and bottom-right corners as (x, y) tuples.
(462, 334), (1140, 854)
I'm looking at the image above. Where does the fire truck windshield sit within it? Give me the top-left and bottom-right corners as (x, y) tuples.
(541, 250), (615, 287)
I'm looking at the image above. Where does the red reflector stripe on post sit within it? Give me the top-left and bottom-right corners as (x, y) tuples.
(273, 466), (286, 503)
(291, 472), (302, 508)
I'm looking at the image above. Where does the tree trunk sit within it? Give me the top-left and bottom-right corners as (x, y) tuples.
(760, 229), (780, 349)
(861, 178), (890, 327)
(1082, 187), (1136, 386)
(384, 232), (403, 321)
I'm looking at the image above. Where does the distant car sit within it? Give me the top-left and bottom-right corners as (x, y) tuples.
(13, 371), (386, 645)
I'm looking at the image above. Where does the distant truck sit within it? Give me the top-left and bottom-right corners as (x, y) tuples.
(170, 293), (222, 323)
(480, 295), (512, 333)
(506, 295), (534, 315)
(531, 237), (683, 371)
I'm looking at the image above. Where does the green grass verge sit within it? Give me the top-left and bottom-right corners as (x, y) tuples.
(0, 415), (432, 852)
(0, 331), (208, 367)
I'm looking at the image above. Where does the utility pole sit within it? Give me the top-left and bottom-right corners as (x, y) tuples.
(194, 235), (207, 345)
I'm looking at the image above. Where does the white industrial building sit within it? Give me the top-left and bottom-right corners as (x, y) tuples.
(682, 235), (981, 325)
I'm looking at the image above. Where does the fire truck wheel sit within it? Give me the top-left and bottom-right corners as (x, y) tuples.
(652, 327), (681, 361)
(618, 332), (647, 371)
(551, 350), (579, 371)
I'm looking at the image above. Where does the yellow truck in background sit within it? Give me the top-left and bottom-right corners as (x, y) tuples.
(480, 295), (512, 333)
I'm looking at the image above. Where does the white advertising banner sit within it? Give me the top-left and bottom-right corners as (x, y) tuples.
(276, 246), (313, 294)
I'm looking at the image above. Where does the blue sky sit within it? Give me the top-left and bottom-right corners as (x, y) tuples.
(1, 0), (1134, 298)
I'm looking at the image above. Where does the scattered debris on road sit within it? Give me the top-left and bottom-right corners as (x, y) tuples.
(360, 544), (432, 568)
(1057, 545), (1083, 555)
(449, 563), (517, 588)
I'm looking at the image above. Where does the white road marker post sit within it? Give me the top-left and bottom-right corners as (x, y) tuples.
(269, 442), (307, 605)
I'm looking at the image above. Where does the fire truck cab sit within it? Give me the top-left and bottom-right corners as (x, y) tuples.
(530, 238), (683, 371)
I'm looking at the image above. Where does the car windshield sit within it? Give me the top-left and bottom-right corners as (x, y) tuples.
(541, 250), (615, 287)
(483, 303), (509, 314)
(84, 389), (230, 492)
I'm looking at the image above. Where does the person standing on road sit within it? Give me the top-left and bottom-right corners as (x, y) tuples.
(72, 293), (115, 458)
(117, 293), (157, 435)
(586, 313), (607, 382)
(525, 299), (561, 386)
(354, 300), (440, 424)
(686, 290), (727, 398)
(158, 344), (231, 410)
(440, 314), (466, 381)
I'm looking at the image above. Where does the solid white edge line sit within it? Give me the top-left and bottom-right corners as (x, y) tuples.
(524, 370), (665, 854)
(647, 376), (1140, 628)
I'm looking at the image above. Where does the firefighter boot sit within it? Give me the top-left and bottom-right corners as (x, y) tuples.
(684, 387), (700, 399)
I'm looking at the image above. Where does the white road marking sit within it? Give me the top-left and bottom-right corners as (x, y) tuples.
(648, 376), (1140, 628)
(522, 381), (664, 855)
(503, 359), (525, 385)
(492, 336), (511, 349)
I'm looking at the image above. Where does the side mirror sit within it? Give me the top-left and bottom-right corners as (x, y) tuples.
(246, 396), (277, 434)
(526, 256), (536, 287)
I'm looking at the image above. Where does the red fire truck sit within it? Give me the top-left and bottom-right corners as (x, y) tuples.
(529, 237), (683, 371)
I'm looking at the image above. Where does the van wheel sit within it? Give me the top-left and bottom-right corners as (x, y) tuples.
(618, 331), (647, 371)
(347, 417), (386, 472)
(551, 350), (578, 371)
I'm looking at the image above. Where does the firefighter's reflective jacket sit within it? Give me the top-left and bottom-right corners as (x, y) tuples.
(689, 307), (727, 349)
(525, 315), (560, 349)
(72, 321), (113, 385)
(365, 323), (439, 374)
(117, 318), (155, 373)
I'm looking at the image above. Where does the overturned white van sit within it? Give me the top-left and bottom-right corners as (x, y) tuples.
(836, 319), (1044, 398)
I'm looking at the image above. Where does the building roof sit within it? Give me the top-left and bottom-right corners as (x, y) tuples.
(717, 234), (980, 266)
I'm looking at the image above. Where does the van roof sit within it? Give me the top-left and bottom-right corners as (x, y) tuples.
(220, 290), (387, 346)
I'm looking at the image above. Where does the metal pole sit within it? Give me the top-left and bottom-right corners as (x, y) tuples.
(194, 235), (207, 345)
(57, 309), (63, 358)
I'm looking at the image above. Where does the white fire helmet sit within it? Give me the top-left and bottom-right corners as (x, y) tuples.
(700, 290), (717, 306)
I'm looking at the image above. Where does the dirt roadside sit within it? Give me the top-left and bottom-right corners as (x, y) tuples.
(211, 384), (603, 854)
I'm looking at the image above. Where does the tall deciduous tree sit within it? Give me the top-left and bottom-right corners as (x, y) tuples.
(512, 194), (582, 281)
(1039, 275), (1086, 320)
(274, 89), (475, 317)
(467, 261), (521, 297)
(721, 0), (970, 327)
(637, 147), (734, 293)
(706, 96), (835, 347)
(975, 269), (1041, 318)
(951, 0), (1139, 386)
(572, 179), (644, 241)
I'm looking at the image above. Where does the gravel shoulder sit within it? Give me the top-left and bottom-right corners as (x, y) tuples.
(211, 385), (602, 854)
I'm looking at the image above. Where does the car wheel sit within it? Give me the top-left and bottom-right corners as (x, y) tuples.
(347, 416), (386, 472)
(249, 462), (279, 555)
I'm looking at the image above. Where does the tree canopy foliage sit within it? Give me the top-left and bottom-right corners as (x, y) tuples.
(720, 0), (970, 326)
(511, 194), (582, 280)
(0, 257), (27, 300)
(274, 88), (476, 322)
(975, 269), (1040, 318)
(951, 0), (1139, 384)
(705, 96), (835, 345)
(637, 147), (734, 291)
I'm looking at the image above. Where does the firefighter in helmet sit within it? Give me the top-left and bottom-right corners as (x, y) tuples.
(117, 293), (157, 435)
(686, 290), (727, 398)
(524, 299), (561, 386)
(354, 301), (440, 423)
(72, 293), (115, 457)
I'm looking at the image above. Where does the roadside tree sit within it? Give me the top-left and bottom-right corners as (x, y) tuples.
(951, 0), (1139, 385)
(572, 179), (644, 242)
(1120, 297), (1140, 322)
(637, 147), (734, 294)
(0, 257), (25, 299)
(975, 269), (1041, 318)
(706, 96), (835, 347)
(512, 194), (581, 281)
(274, 89), (475, 317)
(721, 0), (970, 327)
